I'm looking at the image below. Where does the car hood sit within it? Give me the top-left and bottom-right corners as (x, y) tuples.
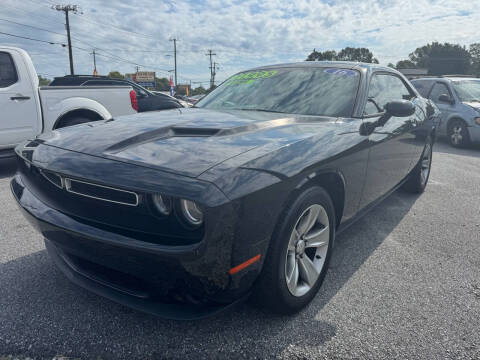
(463, 101), (480, 111)
(37, 108), (337, 177)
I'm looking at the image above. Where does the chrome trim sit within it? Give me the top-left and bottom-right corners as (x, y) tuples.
(64, 178), (139, 207)
(39, 169), (64, 189)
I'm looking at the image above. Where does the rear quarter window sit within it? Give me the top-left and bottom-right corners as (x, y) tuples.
(411, 80), (433, 98)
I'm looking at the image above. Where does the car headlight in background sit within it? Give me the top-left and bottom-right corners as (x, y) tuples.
(180, 199), (204, 226)
(152, 194), (172, 215)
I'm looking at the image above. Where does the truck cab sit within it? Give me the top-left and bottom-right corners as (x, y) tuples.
(0, 47), (42, 156)
(0, 47), (137, 159)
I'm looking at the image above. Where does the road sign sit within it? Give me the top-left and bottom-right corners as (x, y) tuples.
(135, 71), (155, 88)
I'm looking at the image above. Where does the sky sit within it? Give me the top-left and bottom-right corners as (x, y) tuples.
(1, 0), (479, 87)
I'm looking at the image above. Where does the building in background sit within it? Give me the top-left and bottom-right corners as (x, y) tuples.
(176, 84), (191, 96)
(398, 68), (428, 79)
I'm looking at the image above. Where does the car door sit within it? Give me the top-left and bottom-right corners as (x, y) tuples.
(359, 72), (417, 209)
(0, 50), (41, 149)
(427, 81), (454, 136)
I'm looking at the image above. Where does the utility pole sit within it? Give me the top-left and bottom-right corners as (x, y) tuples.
(53, 4), (79, 75)
(206, 49), (216, 89)
(91, 49), (97, 76)
(212, 62), (219, 87)
(169, 38), (178, 87)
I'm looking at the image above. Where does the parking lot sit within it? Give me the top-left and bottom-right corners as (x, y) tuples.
(0, 140), (479, 359)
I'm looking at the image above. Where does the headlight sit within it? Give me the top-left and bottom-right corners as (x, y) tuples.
(152, 194), (172, 215)
(180, 199), (204, 226)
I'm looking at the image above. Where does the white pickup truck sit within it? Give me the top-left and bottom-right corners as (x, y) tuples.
(0, 47), (137, 159)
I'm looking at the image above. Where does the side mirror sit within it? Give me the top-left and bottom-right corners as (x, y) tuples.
(384, 100), (415, 117)
(438, 93), (454, 104)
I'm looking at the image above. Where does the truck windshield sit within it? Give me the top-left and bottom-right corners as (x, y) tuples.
(452, 80), (480, 102)
(196, 67), (360, 117)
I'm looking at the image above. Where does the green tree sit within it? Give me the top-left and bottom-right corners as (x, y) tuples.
(306, 49), (337, 61)
(337, 47), (379, 63)
(155, 77), (170, 91)
(306, 47), (378, 63)
(469, 43), (480, 77)
(408, 42), (470, 75)
(108, 71), (124, 79)
(190, 86), (207, 96)
(396, 59), (416, 69)
(38, 75), (50, 86)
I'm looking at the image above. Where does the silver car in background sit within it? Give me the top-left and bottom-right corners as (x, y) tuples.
(411, 77), (480, 147)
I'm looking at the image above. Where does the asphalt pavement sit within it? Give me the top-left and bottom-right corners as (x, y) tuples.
(0, 141), (479, 359)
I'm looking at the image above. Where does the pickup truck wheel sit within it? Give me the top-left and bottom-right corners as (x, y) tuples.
(402, 138), (433, 194)
(252, 186), (335, 314)
(55, 116), (96, 129)
(448, 119), (470, 148)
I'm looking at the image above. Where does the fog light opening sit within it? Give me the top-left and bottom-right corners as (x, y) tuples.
(152, 194), (172, 215)
(180, 199), (204, 226)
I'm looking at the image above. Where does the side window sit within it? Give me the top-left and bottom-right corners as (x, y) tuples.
(0, 52), (18, 88)
(133, 85), (148, 97)
(429, 83), (450, 103)
(364, 74), (414, 115)
(411, 80), (433, 98)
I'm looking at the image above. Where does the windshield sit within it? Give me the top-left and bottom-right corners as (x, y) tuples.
(196, 67), (360, 117)
(452, 80), (480, 102)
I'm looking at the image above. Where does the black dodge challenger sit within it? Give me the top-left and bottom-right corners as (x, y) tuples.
(11, 62), (437, 319)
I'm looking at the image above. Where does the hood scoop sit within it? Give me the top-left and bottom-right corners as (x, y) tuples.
(105, 118), (299, 154)
(105, 126), (222, 153)
(171, 127), (221, 137)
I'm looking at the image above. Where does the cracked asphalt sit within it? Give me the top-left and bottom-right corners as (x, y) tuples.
(0, 140), (479, 359)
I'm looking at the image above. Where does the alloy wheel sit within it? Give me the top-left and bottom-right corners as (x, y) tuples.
(450, 125), (463, 146)
(421, 143), (432, 186)
(285, 204), (330, 297)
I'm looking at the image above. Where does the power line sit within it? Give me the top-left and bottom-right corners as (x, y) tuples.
(0, 17), (67, 38)
(0, 30), (66, 46)
(72, 12), (157, 39)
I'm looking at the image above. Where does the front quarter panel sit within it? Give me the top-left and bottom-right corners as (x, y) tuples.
(200, 118), (370, 280)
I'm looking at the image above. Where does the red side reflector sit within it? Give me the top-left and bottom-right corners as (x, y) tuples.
(130, 90), (138, 112)
(229, 254), (261, 275)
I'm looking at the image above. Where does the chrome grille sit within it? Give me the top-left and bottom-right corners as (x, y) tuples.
(64, 178), (139, 206)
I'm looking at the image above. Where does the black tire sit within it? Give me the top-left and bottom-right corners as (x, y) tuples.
(402, 137), (433, 194)
(55, 117), (93, 129)
(447, 119), (470, 148)
(252, 186), (335, 314)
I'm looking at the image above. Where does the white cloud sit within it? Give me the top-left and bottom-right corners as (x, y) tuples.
(1, 0), (478, 85)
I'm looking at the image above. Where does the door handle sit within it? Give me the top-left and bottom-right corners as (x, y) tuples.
(10, 95), (30, 101)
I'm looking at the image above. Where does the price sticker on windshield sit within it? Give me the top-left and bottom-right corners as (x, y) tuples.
(227, 70), (278, 85)
(324, 68), (358, 76)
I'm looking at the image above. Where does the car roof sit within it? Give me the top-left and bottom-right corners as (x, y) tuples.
(249, 61), (394, 72)
(412, 76), (479, 82)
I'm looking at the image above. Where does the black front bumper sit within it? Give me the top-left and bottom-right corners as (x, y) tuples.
(11, 174), (251, 320)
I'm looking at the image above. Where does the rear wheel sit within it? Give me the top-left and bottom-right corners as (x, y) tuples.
(403, 138), (433, 193)
(448, 119), (470, 148)
(253, 186), (335, 314)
